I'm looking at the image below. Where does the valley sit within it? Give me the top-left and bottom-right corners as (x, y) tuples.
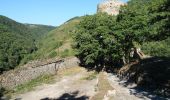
(0, 0), (170, 100)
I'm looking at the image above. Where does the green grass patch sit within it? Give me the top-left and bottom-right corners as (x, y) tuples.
(60, 49), (76, 58)
(14, 74), (55, 93)
(58, 66), (83, 76)
(81, 72), (98, 80)
(48, 50), (58, 58)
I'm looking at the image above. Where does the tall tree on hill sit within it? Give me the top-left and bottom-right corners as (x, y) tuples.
(74, 13), (123, 71)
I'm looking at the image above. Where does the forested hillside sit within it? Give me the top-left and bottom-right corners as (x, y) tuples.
(21, 17), (82, 64)
(0, 15), (55, 73)
(25, 24), (55, 40)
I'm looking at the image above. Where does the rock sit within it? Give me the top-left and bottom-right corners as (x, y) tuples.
(0, 96), (9, 100)
(14, 98), (22, 100)
(107, 90), (116, 96)
(0, 57), (79, 89)
(104, 90), (116, 100)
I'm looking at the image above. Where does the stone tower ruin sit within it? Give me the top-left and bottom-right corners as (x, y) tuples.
(97, 0), (126, 15)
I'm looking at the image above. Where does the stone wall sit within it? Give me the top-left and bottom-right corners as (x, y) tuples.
(97, 0), (126, 15)
(0, 57), (79, 89)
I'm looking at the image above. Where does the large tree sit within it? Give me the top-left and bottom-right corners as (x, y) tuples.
(114, 0), (170, 62)
(74, 13), (123, 71)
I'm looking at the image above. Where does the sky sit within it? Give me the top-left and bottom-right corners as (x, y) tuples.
(0, 0), (128, 26)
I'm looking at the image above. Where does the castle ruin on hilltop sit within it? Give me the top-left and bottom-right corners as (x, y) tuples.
(97, 0), (126, 15)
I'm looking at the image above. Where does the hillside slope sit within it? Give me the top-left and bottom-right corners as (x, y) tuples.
(0, 15), (55, 73)
(22, 17), (82, 63)
(25, 24), (55, 40)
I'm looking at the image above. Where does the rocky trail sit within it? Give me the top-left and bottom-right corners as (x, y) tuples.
(12, 67), (97, 100)
(12, 67), (165, 100)
(107, 73), (149, 100)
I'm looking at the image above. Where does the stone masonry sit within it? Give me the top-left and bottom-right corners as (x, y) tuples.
(0, 57), (80, 89)
(97, 0), (126, 15)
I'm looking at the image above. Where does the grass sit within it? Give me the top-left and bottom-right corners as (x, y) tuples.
(91, 72), (114, 100)
(13, 74), (55, 93)
(60, 48), (76, 58)
(58, 66), (83, 76)
(48, 50), (58, 58)
(81, 72), (98, 80)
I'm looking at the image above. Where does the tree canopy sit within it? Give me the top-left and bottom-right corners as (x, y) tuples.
(73, 0), (170, 71)
(74, 13), (123, 71)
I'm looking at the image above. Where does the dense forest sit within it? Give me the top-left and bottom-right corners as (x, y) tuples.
(25, 24), (55, 40)
(0, 15), (55, 73)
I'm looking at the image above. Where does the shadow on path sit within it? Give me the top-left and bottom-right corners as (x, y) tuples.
(41, 91), (89, 100)
(118, 56), (170, 99)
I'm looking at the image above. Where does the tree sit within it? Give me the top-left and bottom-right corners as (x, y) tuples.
(74, 13), (123, 71)
(114, 0), (170, 63)
(147, 0), (170, 41)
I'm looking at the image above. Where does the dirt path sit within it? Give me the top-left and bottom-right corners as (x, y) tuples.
(12, 67), (162, 100)
(107, 73), (150, 100)
(13, 67), (97, 100)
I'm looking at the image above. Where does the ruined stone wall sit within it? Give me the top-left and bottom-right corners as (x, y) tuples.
(0, 57), (79, 89)
(97, 0), (126, 15)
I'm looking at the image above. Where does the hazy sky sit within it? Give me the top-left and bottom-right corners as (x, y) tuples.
(0, 0), (128, 26)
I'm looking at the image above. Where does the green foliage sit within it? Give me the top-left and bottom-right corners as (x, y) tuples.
(60, 48), (76, 58)
(142, 38), (170, 57)
(147, 0), (170, 40)
(117, 0), (170, 42)
(0, 15), (54, 73)
(25, 24), (55, 40)
(60, 49), (69, 58)
(74, 13), (123, 70)
(74, 0), (170, 70)
(48, 51), (58, 58)
(113, 0), (170, 62)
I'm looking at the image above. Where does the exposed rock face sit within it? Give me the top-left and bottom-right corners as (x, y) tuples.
(97, 0), (126, 15)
